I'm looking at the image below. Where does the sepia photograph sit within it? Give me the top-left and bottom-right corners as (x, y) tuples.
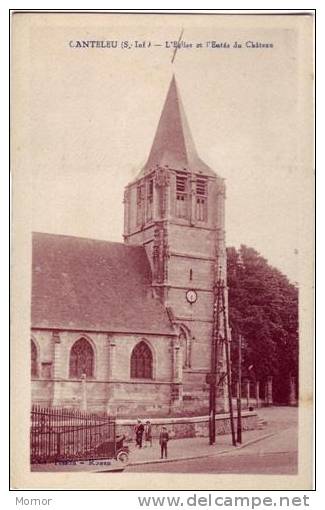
(10, 10), (314, 490)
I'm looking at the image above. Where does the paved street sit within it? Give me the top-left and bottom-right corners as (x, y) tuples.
(126, 406), (298, 474)
(126, 451), (297, 474)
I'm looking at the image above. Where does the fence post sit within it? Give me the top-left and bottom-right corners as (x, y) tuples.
(255, 381), (260, 408)
(266, 376), (273, 406)
(107, 336), (116, 413)
(56, 432), (61, 460)
(289, 376), (297, 405)
(31, 405), (116, 464)
(81, 373), (87, 411)
(246, 380), (250, 409)
(52, 331), (62, 406)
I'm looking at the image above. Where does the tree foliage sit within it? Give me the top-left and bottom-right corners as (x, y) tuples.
(227, 245), (298, 403)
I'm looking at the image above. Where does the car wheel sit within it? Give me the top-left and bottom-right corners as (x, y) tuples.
(117, 451), (129, 464)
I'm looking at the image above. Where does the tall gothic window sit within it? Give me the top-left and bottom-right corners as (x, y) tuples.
(31, 339), (38, 378)
(179, 327), (190, 369)
(147, 178), (153, 221)
(176, 174), (188, 218)
(69, 338), (94, 378)
(130, 341), (153, 379)
(196, 178), (208, 221)
(136, 183), (145, 226)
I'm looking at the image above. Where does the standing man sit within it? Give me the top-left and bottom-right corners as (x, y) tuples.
(144, 420), (152, 447)
(159, 426), (169, 459)
(135, 419), (144, 448)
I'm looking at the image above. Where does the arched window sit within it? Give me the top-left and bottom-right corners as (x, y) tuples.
(69, 338), (94, 378)
(130, 341), (153, 379)
(179, 326), (191, 369)
(31, 339), (38, 378)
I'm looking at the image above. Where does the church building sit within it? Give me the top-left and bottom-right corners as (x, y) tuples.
(31, 76), (229, 416)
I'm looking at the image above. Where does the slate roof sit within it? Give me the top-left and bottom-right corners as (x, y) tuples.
(31, 232), (175, 335)
(142, 76), (216, 177)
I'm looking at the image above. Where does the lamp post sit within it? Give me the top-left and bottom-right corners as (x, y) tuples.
(237, 336), (254, 444)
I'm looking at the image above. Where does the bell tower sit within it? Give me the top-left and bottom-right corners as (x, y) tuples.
(124, 76), (228, 412)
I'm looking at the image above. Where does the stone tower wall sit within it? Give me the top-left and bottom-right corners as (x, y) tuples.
(124, 168), (229, 413)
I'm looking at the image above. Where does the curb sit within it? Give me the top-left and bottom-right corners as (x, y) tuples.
(231, 432), (277, 452)
(128, 432), (276, 467)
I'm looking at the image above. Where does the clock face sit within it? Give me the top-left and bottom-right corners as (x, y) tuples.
(186, 289), (197, 304)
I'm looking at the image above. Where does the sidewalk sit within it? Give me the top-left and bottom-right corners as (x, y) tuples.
(128, 406), (298, 466)
(31, 428), (275, 472)
(31, 407), (297, 472)
(32, 407), (298, 472)
(128, 427), (275, 466)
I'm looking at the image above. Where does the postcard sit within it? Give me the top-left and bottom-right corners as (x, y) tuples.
(11, 10), (314, 490)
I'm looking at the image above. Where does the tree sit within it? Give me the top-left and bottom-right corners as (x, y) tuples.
(227, 245), (298, 404)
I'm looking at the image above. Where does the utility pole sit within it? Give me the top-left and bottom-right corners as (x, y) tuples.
(208, 274), (221, 445)
(209, 271), (236, 447)
(222, 286), (236, 447)
(237, 334), (242, 444)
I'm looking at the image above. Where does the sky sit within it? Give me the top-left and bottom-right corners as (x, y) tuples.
(13, 13), (313, 284)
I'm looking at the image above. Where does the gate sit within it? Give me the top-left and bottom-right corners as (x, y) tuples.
(30, 405), (116, 464)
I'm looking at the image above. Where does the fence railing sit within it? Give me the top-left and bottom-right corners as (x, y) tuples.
(30, 405), (116, 464)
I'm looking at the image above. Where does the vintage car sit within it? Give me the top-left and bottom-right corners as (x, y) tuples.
(92, 434), (130, 466)
(31, 434), (130, 472)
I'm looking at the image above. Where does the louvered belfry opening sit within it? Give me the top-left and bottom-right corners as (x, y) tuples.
(196, 178), (208, 221)
(176, 173), (188, 218)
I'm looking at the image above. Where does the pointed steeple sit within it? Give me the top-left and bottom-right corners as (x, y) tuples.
(143, 76), (215, 176)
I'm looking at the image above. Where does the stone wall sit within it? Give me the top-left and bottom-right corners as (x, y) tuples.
(31, 328), (176, 413)
(31, 379), (175, 414)
(116, 411), (258, 441)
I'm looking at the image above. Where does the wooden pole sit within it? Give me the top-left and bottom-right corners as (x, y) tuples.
(222, 283), (236, 447)
(209, 276), (221, 445)
(237, 335), (242, 443)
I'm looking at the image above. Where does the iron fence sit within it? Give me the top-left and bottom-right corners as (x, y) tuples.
(30, 405), (116, 464)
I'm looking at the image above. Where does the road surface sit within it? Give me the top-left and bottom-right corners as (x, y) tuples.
(126, 451), (297, 474)
(126, 407), (298, 474)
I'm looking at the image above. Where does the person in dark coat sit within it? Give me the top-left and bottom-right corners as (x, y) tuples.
(159, 426), (169, 459)
(144, 420), (152, 447)
(135, 419), (144, 448)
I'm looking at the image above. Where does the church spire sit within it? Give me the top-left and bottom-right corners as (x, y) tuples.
(143, 76), (215, 176)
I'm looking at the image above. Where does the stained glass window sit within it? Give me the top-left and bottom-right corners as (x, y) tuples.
(69, 338), (94, 378)
(130, 341), (153, 379)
